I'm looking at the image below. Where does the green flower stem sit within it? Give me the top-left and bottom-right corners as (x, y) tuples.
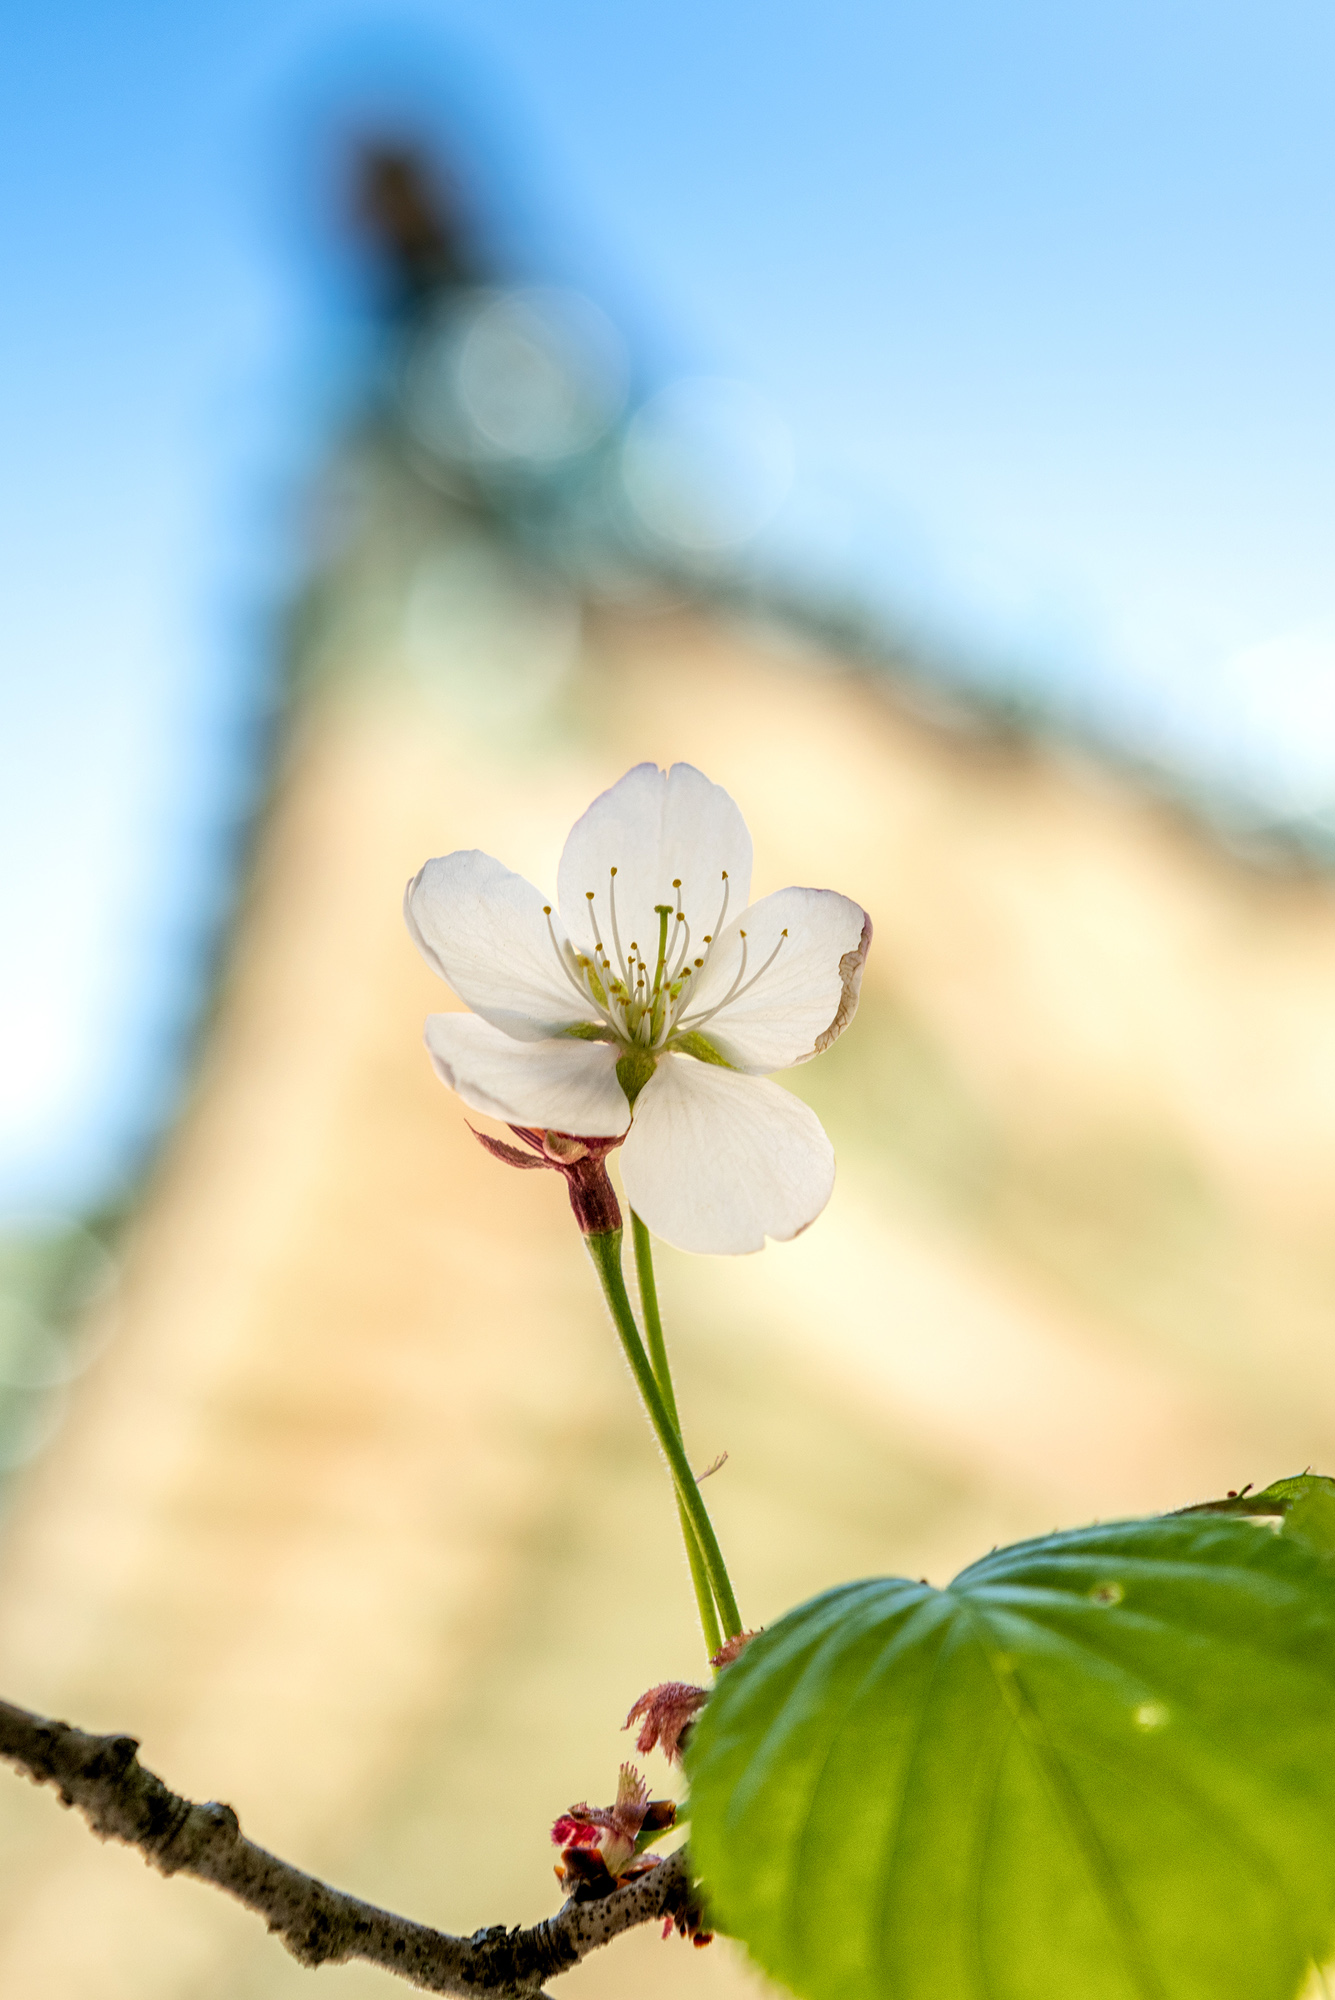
(676, 1501), (723, 1662)
(585, 1228), (742, 1643)
(630, 1212), (723, 1660)
(630, 1211), (679, 1425)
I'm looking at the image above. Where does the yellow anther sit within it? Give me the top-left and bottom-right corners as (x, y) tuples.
(694, 957), (704, 967)
(543, 905), (552, 915)
(586, 890), (595, 901)
(610, 865), (618, 877)
(672, 878), (682, 888)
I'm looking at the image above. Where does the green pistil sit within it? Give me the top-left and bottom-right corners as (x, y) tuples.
(652, 905), (672, 991)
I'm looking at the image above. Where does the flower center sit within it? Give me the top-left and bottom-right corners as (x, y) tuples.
(542, 868), (787, 1055)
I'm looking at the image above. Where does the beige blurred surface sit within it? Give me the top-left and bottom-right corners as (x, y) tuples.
(3, 551), (1335, 1995)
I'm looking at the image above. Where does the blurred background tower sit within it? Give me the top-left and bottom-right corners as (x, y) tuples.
(4, 128), (1335, 1999)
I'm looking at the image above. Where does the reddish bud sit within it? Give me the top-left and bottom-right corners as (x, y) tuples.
(554, 1846), (618, 1899)
(710, 1629), (760, 1671)
(550, 1763), (674, 1896)
(625, 1634), (762, 1770)
(624, 1681), (708, 1765)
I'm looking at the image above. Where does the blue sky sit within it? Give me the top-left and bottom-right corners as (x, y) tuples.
(4, 0), (1335, 1215)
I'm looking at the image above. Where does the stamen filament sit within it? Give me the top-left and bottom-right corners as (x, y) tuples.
(546, 869), (782, 1056)
(712, 871), (731, 943)
(668, 910), (691, 981)
(545, 906), (606, 1014)
(668, 966), (697, 1031)
(687, 930), (748, 1025)
(607, 867), (630, 986)
(681, 928), (788, 1031)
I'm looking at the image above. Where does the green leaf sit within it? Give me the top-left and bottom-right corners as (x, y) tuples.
(1182, 1472), (1335, 1526)
(1283, 1485), (1335, 1558)
(1179, 1474), (1335, 1558)
(686, 1512), (1335, 2000)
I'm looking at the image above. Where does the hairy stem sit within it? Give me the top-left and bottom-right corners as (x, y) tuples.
(586, 1229), (742, 1639)
(631, 1211), (723, 1659)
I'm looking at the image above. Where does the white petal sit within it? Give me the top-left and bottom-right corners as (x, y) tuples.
(676, 887), (871, 1072)
(556, 763), (752, 980)
(621, 1056), (835, 1254)
(424, 1014), (630, 1135)
(406, 850), (591, 1042)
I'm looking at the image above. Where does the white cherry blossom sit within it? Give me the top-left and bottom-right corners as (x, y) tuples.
(405, 762), (871, 1254)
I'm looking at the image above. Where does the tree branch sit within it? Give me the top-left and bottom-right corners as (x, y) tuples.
(0, 1697), (698, 1996)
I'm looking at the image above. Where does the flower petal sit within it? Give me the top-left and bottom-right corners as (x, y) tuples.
(556, 763), (752, 978)
(424, 1014), (630, 1136)
(621, 1056), (835, 1253)
(676, 887), (871, 1073)
(406, 850), (590, 1042)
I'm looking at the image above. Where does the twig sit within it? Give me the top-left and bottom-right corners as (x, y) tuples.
(0, 1697), (697, 1996)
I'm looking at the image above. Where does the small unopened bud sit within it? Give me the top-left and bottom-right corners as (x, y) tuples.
(624, 1681), (707, 1764)
(710, 1629), (760, 1671)
(550, 1763), (669, 1896)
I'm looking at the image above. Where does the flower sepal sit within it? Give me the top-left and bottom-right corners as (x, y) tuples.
(666, 1029), (733, 1068)
(469, 1123), (623, 1237)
